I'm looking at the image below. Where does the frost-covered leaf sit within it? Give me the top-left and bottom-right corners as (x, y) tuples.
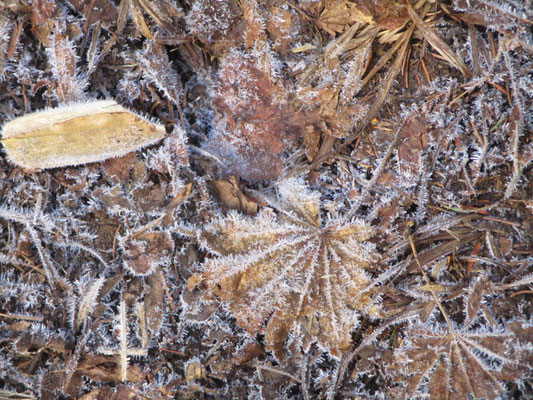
(65, 0), (117, 26)
(136, 41), (182, 107)
(199, 178), (379, 359)
(464, 273), (494, 328)
(31, 0), (57, 46)
(73, 276), (105, 330)
(75, 354), (144, 383)
(120, 231), (174, 276)
(452, 0), (532, 40)
(47, 28), (86, 103)
(317, 0), (408, 34)
(207, 46), (303, 180)
(144, 271), (166, 334)
(392, 319), (533, 399)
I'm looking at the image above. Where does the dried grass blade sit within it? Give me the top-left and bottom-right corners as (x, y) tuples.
(299, 22), (359, 87)
(116, 0), (130, 34)
(323, 22), (360, 61)
(360, 26), (408, 87)
(361, 1), (431, 87)
(131, 0), (155, 41)
(137, 0), (177, 33)
(406, 2), (472, 78)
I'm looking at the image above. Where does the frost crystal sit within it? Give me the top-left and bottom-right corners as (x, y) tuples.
(199, 178), (380, 358)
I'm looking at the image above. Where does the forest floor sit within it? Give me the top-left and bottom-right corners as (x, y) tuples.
(0, 1), (532, 399)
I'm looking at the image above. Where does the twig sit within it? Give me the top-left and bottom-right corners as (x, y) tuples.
(120, 299), (128, 382)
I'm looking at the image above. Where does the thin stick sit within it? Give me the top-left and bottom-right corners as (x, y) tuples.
(120, 299), (128, 382)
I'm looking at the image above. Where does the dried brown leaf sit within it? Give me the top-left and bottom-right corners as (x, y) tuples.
(242, 1), (267, 50)
(231, 341), (265, 366)
(317, 0), (374, 35)
(40, 369), (81, 400)
(77, 354), (144, 383)
(102, 153), (137, 182)
(137, 41), (183, 106)
(48, 28), (85, 103)
(131, 184), (166, 213)
(183, 0), (241, 57)
(464, 274), (494, 328)
(210, 177), (258, 215)
(121, 231), (174, 276)
(15, 332), (73, 357)
(65, 0), (117, 26)
(392, 320), (533, 399)
(144, 271), (165, 334)
(317, 0), (408, 34)
(199, 178), (379, 358)
(295, 29), (372, 141)
(265, 6), (294, 55)
(78, 385), (139, 400)
(397, 114), (430, 176)
(31, 0), (56, 45)
(209, 48), (304, 180)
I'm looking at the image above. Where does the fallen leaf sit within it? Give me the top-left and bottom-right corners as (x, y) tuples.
(199, 178), (380, 359)
(210, 177), (258, 215)
(121, 232), (174, 276)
